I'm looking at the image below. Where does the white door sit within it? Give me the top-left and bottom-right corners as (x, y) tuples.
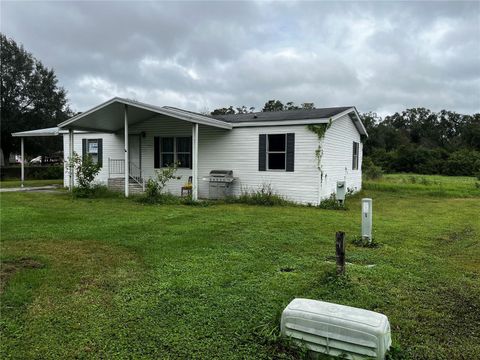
(129, 135), (141, 171)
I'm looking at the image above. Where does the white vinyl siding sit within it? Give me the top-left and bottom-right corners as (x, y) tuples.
(320, 114), (363, 199)
(62, 113), (363, 203)
(63, 132), (124, 187)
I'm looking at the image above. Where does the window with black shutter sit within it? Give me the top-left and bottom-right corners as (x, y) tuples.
(259, 133), (295, 172)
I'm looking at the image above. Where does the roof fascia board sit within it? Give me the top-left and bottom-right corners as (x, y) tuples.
(159, 107), (232, 129)
(67, 125), (117, 133)
(328, 107), (368, 137)
(231, 118), (331, 128)
(58, 97), (119, 128)
(12, 131), (59, 137)
(59, 97), (232, 130)
(349, 107), (368, 137)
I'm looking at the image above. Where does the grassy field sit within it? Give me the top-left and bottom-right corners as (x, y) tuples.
(0, 179), (63, 188)
(1, 174), (479, 359)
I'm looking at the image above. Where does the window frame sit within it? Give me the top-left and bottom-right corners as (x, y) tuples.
(175, 137), (192, 169)
(159, 136), (192, 169)
(266, 134), (287, 171)
(87, 139), (99, 164)
(352, 141), (359, 170)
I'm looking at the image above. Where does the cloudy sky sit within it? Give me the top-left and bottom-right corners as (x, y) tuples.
(2, 1), (479, 116)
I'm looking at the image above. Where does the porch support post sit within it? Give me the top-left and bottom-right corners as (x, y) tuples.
(69, 129), (74, 190)
(20, 137), (25, 188)
(192, 122), (199, 201)
(124, 104), (129, 197)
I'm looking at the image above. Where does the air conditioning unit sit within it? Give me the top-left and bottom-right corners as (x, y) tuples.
(281, 298), (391, 359)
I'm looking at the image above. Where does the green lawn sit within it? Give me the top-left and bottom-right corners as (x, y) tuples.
(1, 175), (479, 359)
(0, 179), (63, 188)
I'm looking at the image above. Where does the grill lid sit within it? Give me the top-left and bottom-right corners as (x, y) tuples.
(207, 170), (234, 183)
(209, 170), (233, 177)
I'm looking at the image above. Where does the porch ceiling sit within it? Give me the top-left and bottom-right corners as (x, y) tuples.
(58, 97), (232, 132)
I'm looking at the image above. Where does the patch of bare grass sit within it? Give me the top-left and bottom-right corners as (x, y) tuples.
(0, 258), (44, 294)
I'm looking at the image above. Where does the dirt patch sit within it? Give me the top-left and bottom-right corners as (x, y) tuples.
(0, 258), (44, 294)
(279, 266), (295, 273)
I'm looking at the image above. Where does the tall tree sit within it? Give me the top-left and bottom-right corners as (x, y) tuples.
(211, 106), (236, 115)
(1, 34), (72, 164)
(262, 100), (285, 112)
(301, 102), (315, 110)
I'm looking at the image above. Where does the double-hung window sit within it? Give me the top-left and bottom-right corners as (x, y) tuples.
(267, 134), (287, 170)
(176, 137), (192, 168)
(82, 138), (103, 166)
(352, 141), (359, 170)
(159, 137), (192, 168)
(87, 140), (99, 164)
(259, 133), (294, 172)
(160, 137), (175, 167)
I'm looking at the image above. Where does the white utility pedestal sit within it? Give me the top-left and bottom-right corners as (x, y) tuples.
(362, 198), (373, 243)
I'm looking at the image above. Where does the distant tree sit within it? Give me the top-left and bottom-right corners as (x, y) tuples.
(262, 100), (285, 112)
(262, 100), (315, 112)
(211, 106), (236, 115)
(301, 102), (315, 110)
(236, 106), (255, 114)
(284, 101), (300, 110)
(0, 34), (72, 164)
(459, 113), (480, 151)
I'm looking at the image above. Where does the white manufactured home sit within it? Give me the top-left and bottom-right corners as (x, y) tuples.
(12, 97), (367, 204)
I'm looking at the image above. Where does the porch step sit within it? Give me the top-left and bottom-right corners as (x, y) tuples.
(108, 178), (144, 194)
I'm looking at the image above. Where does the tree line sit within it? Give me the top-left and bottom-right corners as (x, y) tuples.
(362, 109), (480, 176)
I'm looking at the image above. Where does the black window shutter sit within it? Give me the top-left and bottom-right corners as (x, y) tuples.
(259, 134), (266, 171)
(97, 139), (103, 167)
(154, 136), (160, 168)
(189, 136), (193, 169)
(286, 133), (295, 172)
(82, 139), (87, 158)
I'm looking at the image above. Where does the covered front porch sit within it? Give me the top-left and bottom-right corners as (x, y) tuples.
(58, 98), (232, 199)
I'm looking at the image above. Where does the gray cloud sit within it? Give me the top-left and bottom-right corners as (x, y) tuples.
(2, 0), (479, 116)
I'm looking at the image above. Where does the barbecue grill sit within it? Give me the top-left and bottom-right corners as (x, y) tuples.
(206, 170), (234, 199)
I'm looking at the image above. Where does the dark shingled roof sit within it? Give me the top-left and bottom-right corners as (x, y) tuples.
(210, 106), (353, 123)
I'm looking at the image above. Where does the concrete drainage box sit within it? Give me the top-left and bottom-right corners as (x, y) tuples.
(281, 298), (391, 359)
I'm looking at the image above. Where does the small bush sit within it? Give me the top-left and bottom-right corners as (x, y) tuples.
(226, 184), (291, 206)
(142, 163), (180, 203)
(362, 157), (383, 180)
(67, 153), (101, 190)
(145, 178), (160, 199)
(317, 194), (347, 210)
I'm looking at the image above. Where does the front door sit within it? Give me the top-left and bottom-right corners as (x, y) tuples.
(129, 134), (141, 171)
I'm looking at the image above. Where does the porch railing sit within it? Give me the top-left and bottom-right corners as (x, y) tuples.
(108, 158), (145, 191)
(129, 161), (145, 191)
